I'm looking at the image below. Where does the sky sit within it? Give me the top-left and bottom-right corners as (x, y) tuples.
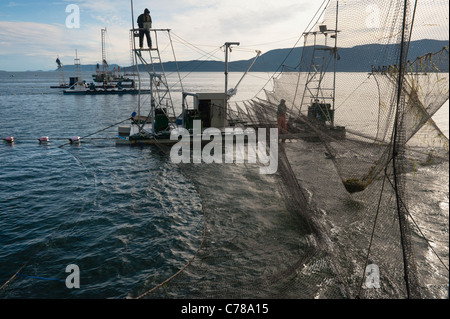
(0, 0), (319, 71)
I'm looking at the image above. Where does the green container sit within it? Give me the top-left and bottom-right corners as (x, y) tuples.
(308, 102), (334, 123)
(184, 110), (202, 131)
(154, 108), (169, 132)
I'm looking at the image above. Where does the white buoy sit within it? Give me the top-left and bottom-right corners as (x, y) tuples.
(3, 136), (14, 143)
(38, 136), (49, 143)
(69, 136), (81, 143)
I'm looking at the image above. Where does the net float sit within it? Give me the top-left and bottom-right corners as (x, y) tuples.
(3, 136), (14, 143)
(69, 136), (81, 143)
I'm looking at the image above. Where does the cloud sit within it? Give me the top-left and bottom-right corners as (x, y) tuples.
(6, 1), (24, 7)
(152, 0), (317, 61)
(0, 21), (110, 70)
(0, 0), (320, 70)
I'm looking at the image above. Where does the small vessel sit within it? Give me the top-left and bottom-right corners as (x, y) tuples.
(50, 57), (70, 88)
(90, 28), (138, 90)
(62, 50), (89, 94)
(63, 81), (145, 95)
(117, 1), (262, 147)
(64, 28), (149, 95)
(91, 29), (136, 86)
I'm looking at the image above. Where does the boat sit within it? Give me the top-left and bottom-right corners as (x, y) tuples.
(61, 50), (89, 93)
(91, 28), (136, 88)
(135, 0), (448, 300)
(116, 9), (261, 146)
(50, 55), (88, 89)
(118, 0), (448, 300)
(63, 82), (144, 95)
(50, 57), (70, 88)
(64, 29), (149, 95)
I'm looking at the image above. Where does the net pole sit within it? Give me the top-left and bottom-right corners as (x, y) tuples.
(392, 0), (421, 299)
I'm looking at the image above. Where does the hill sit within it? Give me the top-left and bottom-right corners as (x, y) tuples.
(58, 64), (122, 72)
(60, 39), (448, 73)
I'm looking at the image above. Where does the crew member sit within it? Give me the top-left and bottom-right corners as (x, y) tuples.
(137, 8), (152, 49)
(277, 99), (288, 141)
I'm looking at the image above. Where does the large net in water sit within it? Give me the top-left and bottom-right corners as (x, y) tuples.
(134, 0), (448, 299)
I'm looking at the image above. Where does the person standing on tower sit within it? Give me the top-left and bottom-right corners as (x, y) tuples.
(137, 8), (152, 49)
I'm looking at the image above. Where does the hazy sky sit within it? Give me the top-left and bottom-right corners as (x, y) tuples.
(0, 0), (319, 71)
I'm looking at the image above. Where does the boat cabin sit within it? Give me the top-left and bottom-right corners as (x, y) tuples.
(307, 100), (334, 124)
(181, 92), (227, 130)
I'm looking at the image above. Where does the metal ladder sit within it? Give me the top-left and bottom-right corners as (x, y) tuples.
(300, 31), (335, 111)
(130, 28), (176, 125)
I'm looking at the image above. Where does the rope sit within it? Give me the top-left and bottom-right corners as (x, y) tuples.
(168, 30), (184, 94)
(0, 260), (31, 291)
(357, 170), (391, 297)
(251, 0), (331, 101)
(57, 117), (132, 148)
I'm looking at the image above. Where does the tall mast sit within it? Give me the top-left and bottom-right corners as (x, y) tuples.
(74, 49), (81, 82)
(331, 1), (339, 127)
(130, 0), (141, 120)
(224, 42), (240, 102)
(101, 28), (107, 75)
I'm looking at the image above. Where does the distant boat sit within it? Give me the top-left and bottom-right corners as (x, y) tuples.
(50, 57), (70, 88)
(90, 28), (136, 90)
(64, 29), (145, 95)
(63, 82), (147, 95)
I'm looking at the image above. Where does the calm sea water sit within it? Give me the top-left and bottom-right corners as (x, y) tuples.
(0, 71), (448, 299)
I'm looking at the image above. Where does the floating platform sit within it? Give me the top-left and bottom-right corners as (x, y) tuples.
(50, 84), (70, 89)
(63, 88), (151, 95)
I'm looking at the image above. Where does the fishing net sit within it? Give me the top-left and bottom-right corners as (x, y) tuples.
(134, 0), (448, 299)
(232, 0), (449, 299)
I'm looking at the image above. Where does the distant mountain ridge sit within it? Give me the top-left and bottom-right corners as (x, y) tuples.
(59, 64), (122, 72)
(59, 39), (448, 73)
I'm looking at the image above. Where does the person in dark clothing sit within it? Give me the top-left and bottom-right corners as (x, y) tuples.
(137, 8), (152, 48)
(277, 99), (288, 142)
(277, 99), (287, 134)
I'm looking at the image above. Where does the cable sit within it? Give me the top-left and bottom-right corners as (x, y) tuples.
(357, 171), (391, 298)
(250, 0), (331, 101)
(385, 172), (449, 273)
(57, 117), (132, 148)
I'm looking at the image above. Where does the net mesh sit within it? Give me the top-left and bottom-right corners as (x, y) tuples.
(135, 0), (448, 299)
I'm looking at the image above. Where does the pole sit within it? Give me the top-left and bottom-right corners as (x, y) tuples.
(224, 42), (240, 101)
(392, 0), (421, 299)
(332, 1), (339, 127)
(130, 0), (142, 126)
